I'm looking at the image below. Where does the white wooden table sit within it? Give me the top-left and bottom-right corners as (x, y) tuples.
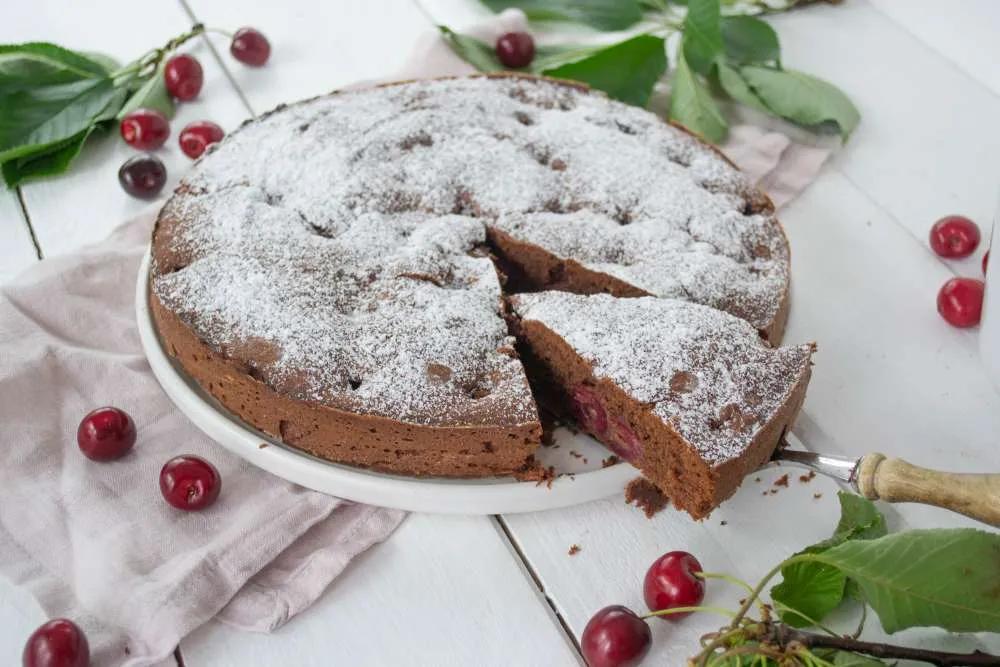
(3, 1), (1000, 665)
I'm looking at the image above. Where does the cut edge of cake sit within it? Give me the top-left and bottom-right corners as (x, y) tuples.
(508, 291), (814, 519)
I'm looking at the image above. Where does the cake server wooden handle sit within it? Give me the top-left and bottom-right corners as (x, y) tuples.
(855, 453), (1000, 527)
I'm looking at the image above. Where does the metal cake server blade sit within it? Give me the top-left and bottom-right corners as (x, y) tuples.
(758, 436), (1000, 528)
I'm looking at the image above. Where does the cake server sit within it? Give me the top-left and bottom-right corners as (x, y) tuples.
(766, 441), (1000, 528)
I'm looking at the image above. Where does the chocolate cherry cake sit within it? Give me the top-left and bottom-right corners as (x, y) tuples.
(150, 73), (805, 499)
(510, 292), (814, 518)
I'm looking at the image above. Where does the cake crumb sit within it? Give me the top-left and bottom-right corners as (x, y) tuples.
(569, 450), (583, 459)
(813, 492), (823, 499)
(602, 455), (620, 468)
(535, 466), (557, 489)
(720, 520), (728, 526)
(625, 478), (669, 518)
(568, 544), (581, 556)
(754, 476), (761, 483)
(798, 471), (816, 483)
(258, 442), (269, 449)
(773, 474), (789, 488)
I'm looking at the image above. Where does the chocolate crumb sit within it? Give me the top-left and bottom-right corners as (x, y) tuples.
(754, 476), (761, 482)
(568, 544), (581, 556)
(583, 458), (588, 464)
(602, 455), (620, 468)
(569, 450), (583, 459)
(625, 478), (669, 518)
(258, 442), (269, 449)
(535, 466), (556, 488)
(798, 471), (816, 483)
(720, 520), (728, 526)
(769, 488), (779, 495)
(813, 492), (823, 499)
(773, 474), (789, 488)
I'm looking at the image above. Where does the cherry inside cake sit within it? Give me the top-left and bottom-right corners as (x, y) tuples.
(149, 73), (813, 516)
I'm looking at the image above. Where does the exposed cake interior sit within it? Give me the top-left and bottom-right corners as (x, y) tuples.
(510, 292), (813, 518)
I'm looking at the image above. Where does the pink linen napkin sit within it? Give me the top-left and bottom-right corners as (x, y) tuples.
(0, 11), (833, 667)
(0, 211), (404, 666)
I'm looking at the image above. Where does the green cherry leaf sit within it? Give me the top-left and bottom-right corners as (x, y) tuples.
(721, 16), (780, 64)
(740, 65), (860, 140)
(1, 125), (94, 187)
(0, 42), (111, 93)
(771, 560), (847, 628)
(438, 26), (500, 72)
(682, 0), (724, 75)
(0, 76), (117, 163)
(478, 0), (643, 31)
(543, 35), (667, 107)
(715, 62), (769, 113)
(669, 51), (727, 143)
(117, 62), (175, 119)
(798, 529), (1000, 634)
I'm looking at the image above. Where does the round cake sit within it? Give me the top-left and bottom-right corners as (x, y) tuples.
(149, 73), (794, 480)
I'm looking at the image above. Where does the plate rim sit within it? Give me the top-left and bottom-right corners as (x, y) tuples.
(135, 248), (636, 514)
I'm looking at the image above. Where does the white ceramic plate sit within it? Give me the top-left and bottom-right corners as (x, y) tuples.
(136, 250), (637, 514)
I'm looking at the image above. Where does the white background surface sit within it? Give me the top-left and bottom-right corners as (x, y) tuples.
(2, 1), (1000, 665)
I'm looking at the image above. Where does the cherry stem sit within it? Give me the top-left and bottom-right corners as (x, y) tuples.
(641, 605), (736, 620)
(696, 571), (755, 597)
(110, 23), (216, 80)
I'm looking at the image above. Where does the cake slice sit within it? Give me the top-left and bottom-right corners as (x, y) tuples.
(509, 291), (813, 518)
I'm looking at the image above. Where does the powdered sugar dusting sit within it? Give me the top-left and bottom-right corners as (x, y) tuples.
(511, 292), (812, 464)
(152, 75), (787, 428)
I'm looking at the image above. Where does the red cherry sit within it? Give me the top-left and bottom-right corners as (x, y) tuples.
(230, 27), (271, 66)
(607, 417), (642, 463)
(929, 215), (980, 259)
(119, 108), (170, 150)
(160, 455), (221, 511)
(937, 277), (985, 328)
(179, 120), (224, 159)
(22, 619), (89, 667)
(581, 605), (651, 667)
(571, 385), (609, 437)
(164, 54), (204, 101)
(643, 551), (705, 621)
(77, 407), (136, 461)
(495, 32), (535, 68)
(984, 250), (990, 276)
(118, 154), (167, 199)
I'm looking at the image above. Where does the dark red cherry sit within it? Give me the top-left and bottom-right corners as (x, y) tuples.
(607, 417), (642, 463)
(581, 605), (651, 667)
(22, 618), (89, 667)
(643, 551), (705, 621)
(230, 28), (271, 66)
(77, 406), (136, 461)
(937, 277), (984, 328)
(495, 32), (535, 68)
(118, 154), (166, 199)
(164, 54), (204, 101)
(179, 120), (224, 159)
(119, 108), (170, 150)
(160, 455), (221, 510)
(929, 215), (980, 259)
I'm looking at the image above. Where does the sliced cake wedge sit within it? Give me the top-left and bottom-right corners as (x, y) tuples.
(509, 291), (814, 518)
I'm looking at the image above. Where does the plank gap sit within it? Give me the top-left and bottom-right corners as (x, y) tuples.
(14, 187), (44, 260)
(174, 645), (186, 667)
(494, 514), (584, 661)
(177, 0), (257, 118)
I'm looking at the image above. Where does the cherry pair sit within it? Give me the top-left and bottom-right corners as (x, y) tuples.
(930, 216), (987, 328)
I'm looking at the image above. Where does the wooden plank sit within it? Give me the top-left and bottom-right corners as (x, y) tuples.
(767, 0), (1000, 276)
(869, 0), (1000, 97)
(0, 2), (251, 258)
(180, 513), (581, 666)
(0, 193), (39, 283)
(502, 168), (1000, 664)
(180, 0), (433, 114)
